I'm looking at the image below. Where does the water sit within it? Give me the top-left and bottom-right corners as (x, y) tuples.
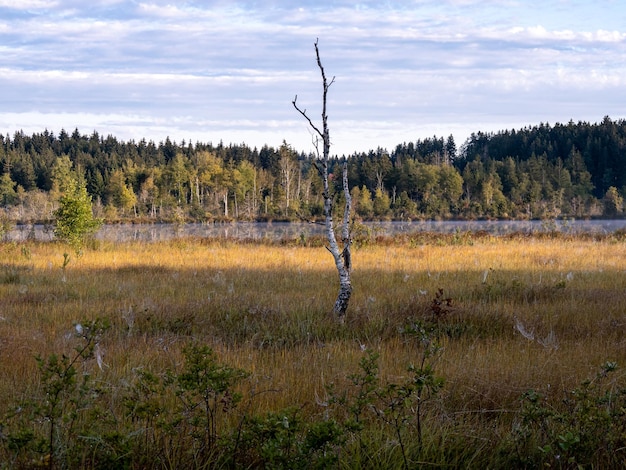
(6, 219), (626, 243)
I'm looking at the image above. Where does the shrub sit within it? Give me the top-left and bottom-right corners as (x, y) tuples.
(513, 361), (626, 468)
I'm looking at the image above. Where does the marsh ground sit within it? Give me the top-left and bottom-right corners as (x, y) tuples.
(1, 233), (626, 467)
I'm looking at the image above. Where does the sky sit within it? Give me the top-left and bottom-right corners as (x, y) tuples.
(0, 0), (624, 156)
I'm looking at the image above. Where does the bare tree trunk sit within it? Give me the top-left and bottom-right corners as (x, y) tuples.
(293, 39), (352, 322)
(333, 162), (352, 319)
(253, 169), (258, 215)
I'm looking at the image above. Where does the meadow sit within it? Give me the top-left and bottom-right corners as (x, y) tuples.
(1, 231), (626, 468)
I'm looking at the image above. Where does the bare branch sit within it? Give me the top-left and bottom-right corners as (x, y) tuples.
(312, 160), (323, 177)
(310, 132), (322, 159)
(292, 95), (324, 139)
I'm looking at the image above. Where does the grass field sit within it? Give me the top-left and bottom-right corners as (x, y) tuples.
(2, 232), (626, 468)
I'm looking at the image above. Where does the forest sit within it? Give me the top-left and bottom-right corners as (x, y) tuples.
(1, 116), (626, 223)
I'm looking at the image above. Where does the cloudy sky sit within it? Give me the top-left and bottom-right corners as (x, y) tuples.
(0, 1), (624, 156)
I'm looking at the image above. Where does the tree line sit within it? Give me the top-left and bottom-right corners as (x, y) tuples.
(1, 117), (626, 223)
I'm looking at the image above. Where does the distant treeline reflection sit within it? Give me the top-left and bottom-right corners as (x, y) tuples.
(7, 220), (626, 243)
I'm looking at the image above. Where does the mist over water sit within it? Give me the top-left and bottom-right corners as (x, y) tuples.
(7, 220), (626, 243)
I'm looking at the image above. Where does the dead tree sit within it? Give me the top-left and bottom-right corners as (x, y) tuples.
(293, 39), (353, 322)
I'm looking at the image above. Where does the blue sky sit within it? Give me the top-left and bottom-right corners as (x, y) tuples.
(0, 0), (624, 155)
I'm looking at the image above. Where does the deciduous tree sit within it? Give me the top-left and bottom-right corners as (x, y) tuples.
(54, 176), (102, 254)
(293, 40), (353, 321)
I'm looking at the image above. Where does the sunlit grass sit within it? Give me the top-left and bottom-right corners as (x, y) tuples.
(2, 234), (626, 465)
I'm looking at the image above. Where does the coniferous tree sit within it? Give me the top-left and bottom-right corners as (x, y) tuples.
(0, 172), (17, 206)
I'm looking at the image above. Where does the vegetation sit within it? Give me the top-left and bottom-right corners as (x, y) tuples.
(1, 117), (626, 223)
(53, 177), (102, 255)
(1, 232), (626, 467)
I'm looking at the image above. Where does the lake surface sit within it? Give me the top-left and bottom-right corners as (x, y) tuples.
(7, 219), (626, 243)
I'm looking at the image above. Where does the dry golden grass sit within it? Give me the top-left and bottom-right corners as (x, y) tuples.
(2, 235), (626, 424)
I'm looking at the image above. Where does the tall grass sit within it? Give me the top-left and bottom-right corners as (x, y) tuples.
(1, 233), (626, 467)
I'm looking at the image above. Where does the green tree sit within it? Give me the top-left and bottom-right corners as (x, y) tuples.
(445, 134), (457, 163)
(437, 165), (463, 214)
(107, 169), (137, 216)
(54, 177), (102, 253)
(392, 190), (418, 219)
(165, 153), (190, 204)
(138, 170), (160, 218)
(566, 147), (594, 213)
(498, 157), (519, 197)
(10, 150), (36, 190)
(481, 174), (509, 218)
(0, 172), (17, 206)
(351, 185), (373, 219)
(51, 155), (77, 195)
(603, 186), (623, 216)
(373, 188), (391, 218)
(233, 160), (257, 219)
(461, 157), (485, 210)
(416, 164), (438, 199)
(197, 152), (224, 205)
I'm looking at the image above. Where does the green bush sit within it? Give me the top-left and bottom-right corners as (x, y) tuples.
(513, 361), (626, 468)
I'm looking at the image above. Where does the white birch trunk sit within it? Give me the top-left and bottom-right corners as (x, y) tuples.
(293, 39), (352, 321)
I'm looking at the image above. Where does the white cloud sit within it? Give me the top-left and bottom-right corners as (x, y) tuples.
(0, 0), (624, 154)
(0, 0), (57, 8)
(507, 25), (626, 43)
(595, 29), (626, 42)
(137, 2), (186, 17)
